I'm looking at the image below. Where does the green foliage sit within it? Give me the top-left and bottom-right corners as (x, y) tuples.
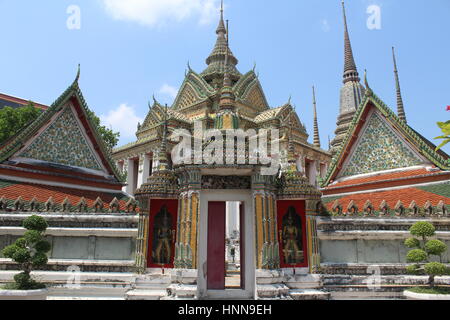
(435, 121), (450, 151)
(424, 262), (448, 276)
(407, 249), (428, 263)
(11, 272), (45, 290)
(31, 252), (48, 267)
(85, 109), (120, 152)
(12, 248), (31, 264)
(2, 245), (18, 259)
(406, 264), (423, 275)
(35, 241), (51, 253)
(24, 230), (41, 243)
(23, 215), (48, 232)
(405, 221), (450, 290)
(14, 238), (27, 249)
(0, 104), (119, 152)
(425, 240), (448, 256)
(0, 215), (51, 290)
(0, 105), (42, 144)
(410, 221), (435, 238)
(405, 237), (421, 249)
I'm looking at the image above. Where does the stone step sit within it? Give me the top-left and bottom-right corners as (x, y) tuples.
(257, 284), (290, 299)
(323, 275), (450, 286)
(289, 289), (331, 301)
(126, 289), (168, 301)
(167, 284), (197, 299)
(48, 296), (125, 301)
(48, 284), (130, 299)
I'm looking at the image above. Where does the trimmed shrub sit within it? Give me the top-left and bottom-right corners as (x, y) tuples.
(407, 249), (427, 263)
(405, 237), (420, 249)
(405, 221), (450, 289)
(409, 222), (435, 238)
(1, 215), (51, 290)
(425, 240), (448, 256)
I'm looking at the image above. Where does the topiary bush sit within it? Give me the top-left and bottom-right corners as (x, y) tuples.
(404, 221), (449, 289)
(1, 215), (51, 290)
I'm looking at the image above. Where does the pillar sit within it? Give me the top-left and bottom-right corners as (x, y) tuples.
(126, 158), (137, 195)
(305, 199), (322, 274)
(175, 191), (200, 269)
(253, 190), (279, 270)
(135, 196), (150, 273)
(141, 154), (152, 186)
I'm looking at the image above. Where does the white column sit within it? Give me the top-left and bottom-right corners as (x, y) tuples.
(141, 154), (152, 184)
(126, 158), (136, 196)
(296, 155), (303, 173)
(226, 202), (240, 239)
(309, 160), (318, 187)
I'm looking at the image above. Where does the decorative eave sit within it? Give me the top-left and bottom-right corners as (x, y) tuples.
(322, 90), (450, 187)
(171, 69), (216, 111)
(0, 70), (125, 184)
(233, 70), (269, 111)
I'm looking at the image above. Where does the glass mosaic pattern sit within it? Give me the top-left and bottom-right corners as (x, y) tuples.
(341, 111), (423, 177)
(19, 106), (102, 171)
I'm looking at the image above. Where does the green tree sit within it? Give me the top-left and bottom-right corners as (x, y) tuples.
(2, 215), (51, 290)
(404, 221), (449, 288)
(85, 109), (120, 152)
(0, 104), (42, 143)
(0, 104), (120, 151)
(435, 121), (450, 151)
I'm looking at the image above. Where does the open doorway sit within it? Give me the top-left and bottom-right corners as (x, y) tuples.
(225, 202), (243, 289)
(207, 201), (245, 291)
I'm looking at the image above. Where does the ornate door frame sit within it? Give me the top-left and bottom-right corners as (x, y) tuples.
(198, 190), (255, 300)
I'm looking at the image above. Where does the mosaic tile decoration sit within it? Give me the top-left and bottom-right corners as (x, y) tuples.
(19, 106), (103, 171)
(341, 111), (423, 177)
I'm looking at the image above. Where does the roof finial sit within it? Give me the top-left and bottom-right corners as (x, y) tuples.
(216, 0), (226, 35)
(392, 47), (407, 123)
(75, 64), (81, 83)
(341, 0), (360, 84)
(364, 69), (373, 96)
(312, 86), (321, 148)
(223, 19), (232, 88)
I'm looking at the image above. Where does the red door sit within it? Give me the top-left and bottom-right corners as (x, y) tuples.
(207, 202), (226, 290)
(239, 202), (245, 290)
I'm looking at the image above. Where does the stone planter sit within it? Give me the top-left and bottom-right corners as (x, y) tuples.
(0, 289), (48, 300)
(404, 290), (450, 301)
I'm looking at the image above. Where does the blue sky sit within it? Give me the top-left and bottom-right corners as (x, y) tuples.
(0, 0), (449, 153)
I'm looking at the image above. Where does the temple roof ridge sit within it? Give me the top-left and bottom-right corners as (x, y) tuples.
(323, 86), (450, 187)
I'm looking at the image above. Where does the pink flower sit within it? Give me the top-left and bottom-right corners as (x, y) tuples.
(447, 106), (450, 111)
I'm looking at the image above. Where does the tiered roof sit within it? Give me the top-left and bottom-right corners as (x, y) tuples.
(0, 68), (132, 213)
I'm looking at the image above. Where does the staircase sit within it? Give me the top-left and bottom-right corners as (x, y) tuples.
(125, 273), (171, 300)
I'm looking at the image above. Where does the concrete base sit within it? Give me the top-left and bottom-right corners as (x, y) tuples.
(0, 289), (48, 300)
(125, 271), (171, 300)
(290, 289), (330, 300)
(404, 290), (450, 300)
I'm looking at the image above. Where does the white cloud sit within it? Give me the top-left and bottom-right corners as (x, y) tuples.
(101, 0), (219, 27)
(100, 104), (144, 143)
(159, 84), (179, 99)
(321, 19), (330, 32)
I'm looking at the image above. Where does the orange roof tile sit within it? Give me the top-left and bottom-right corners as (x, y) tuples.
(0, 180), (132, 211)
(324, 168), (450, 191)
(325, 187), (450, 212)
